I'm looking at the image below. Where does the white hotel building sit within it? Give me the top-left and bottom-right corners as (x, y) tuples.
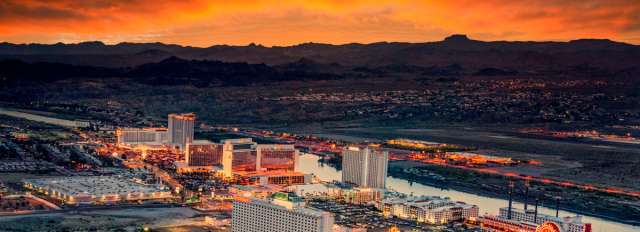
(115, 113), (195, 151)
(341, 146), (388, 189)
(116, 127), (168, 146)
(232, 192), (334, 232)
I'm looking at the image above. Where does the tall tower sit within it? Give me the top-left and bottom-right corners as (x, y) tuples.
(341, 146), (388, 188)
(222, 140), (234, 178)
(168, 113), (195, 149)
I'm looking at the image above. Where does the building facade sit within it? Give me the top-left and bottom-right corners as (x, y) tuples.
(168, 113), (195, 149)
(116, 127), (168, 145)
(232, 193), (334, 232)
(236, 171), (312, 186)
(185, 140), (223, 167)
(221, 139), (300, 177)
(256, 144), (298, 172)
(222, 138), (258, 177)
(342, 147), (388, 188)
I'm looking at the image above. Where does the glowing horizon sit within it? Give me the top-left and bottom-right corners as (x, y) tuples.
(1, 0), (639, 46)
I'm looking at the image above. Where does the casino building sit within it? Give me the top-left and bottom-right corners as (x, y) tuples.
(480, 207), (591, 232)
(221, 138), (299, 178)
(175, 140), (224, 173)
(115, 112), (195, 151)
(256, 144), (298, 172)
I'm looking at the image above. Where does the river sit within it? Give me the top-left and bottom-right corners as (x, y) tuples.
(296, 153), (639, 232)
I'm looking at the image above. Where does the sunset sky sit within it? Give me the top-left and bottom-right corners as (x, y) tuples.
(0, 0), (639, 46)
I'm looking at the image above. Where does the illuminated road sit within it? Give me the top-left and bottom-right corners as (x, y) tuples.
(144, 163), (184, 194)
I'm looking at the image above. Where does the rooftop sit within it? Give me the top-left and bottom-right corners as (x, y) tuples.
(117, 127), (167, 132)
(239, 194), (328, 217)
(383, 195), (477, 210)
(271, 192), (303, 203)
(189, 139), (215, 145)
(24, 176), (168, 197)
(168, 113), (196, 120)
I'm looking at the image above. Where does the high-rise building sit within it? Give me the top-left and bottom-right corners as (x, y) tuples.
(185, 140), (223, 167)
(341, 146), (388, 188)
(232, 192), (334, 232)
(116, 127), (168, 146)
(256, 144), (298, 172)
(168, 113), (195, 149)
(221, 139), (300, 177)
(222, 138), (258, 177)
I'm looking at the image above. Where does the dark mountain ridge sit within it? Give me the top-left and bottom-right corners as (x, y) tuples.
(0, 56), (342, 87)
(1, 35), (638, 71)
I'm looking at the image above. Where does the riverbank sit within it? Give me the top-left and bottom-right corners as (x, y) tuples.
(287, 125), (640, 192)
(386, 161), (640, 226)
(297, 154), (640, 232)
(312, 152), (640, 225)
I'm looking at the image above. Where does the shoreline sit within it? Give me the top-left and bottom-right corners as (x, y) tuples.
(301, 152), (640, 228)
(386, 167), (640, 227)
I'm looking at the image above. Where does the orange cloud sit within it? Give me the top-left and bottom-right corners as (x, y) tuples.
(0, 0), (638, 46)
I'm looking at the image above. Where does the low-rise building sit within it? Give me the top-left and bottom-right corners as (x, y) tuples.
(480, 207), (591, 232)
(116, 127), (168, 146)
(23, 176), (173, 205)
(288, 182), (384, 205)
(229, 184), (283, 199)
(380, 196), (479, 225)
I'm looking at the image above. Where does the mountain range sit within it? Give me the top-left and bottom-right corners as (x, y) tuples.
(1, 35), (639, 86)
(1, 34), (638, 69)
